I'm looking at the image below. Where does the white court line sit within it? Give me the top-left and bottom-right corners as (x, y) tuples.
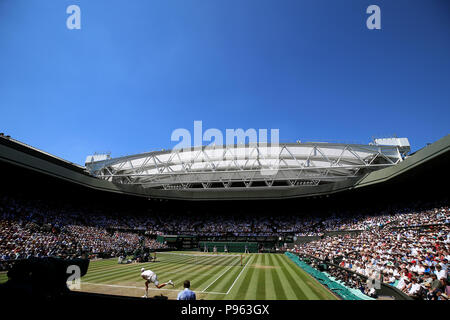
(80, 282), (226, 295)
(226, 255), (253, 294)
(201, 264), (234, 293)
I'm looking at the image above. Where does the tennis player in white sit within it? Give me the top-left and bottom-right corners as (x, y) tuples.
(140, 267), (174, 298)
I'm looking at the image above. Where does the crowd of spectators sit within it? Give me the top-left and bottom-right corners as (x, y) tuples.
(1, 193), (449, 300)
(0, 195), (168, 261)
(294, 210), (450, 300)
(303, 255), (375, 297)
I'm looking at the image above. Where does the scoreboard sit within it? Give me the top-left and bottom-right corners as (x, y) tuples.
(156, 235), (196, 249)
(179, 235), (196, 249)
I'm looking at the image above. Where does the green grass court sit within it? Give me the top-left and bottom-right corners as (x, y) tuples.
(56, 252), (337, 300)
(0, 252), (337, 300)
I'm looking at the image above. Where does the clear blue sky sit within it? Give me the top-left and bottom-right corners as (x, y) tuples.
(0, 0), (449, 164)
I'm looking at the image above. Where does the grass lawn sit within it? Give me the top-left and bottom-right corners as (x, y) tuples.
(65, 252), (338, 300)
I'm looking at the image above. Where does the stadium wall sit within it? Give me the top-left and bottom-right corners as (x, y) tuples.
(355, 134), (450, 189)
(198, 241), (258, 253)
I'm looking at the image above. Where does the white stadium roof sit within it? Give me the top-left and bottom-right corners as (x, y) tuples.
(85, 139), (410, 191)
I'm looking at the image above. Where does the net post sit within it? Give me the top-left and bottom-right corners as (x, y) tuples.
(241, 254), (243, 266)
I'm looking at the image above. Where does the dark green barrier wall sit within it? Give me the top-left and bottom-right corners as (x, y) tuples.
(198, 241), (258, 253)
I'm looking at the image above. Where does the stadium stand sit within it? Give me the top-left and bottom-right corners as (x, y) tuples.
(0, 135), (448, 300)
(285, 252), (371, 300)
(1, 192), (448, 300)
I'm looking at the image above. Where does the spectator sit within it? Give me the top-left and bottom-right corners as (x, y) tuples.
(177, 280), (196, 300)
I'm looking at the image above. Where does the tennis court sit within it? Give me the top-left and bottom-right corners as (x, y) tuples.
(71, 252), (337, 300)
